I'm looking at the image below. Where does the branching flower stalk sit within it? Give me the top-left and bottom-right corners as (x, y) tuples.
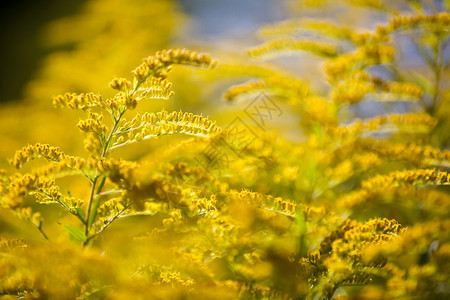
(4, 48), (219, 246)
(84, 108), (127, 243)
(80, 49), (219, 245)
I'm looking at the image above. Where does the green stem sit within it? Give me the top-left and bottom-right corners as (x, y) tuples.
(38, 189), (86, 225)
(85, 206), (129, 242)
(102, 110), (126, 157)
(82, 71), (151, 246)
(430, 38), (443, 115)
(83, 109), (127, 246)
(94, 189), (122, 198)
(38, 227), (49, 240)
(32, 222), (49, 241)
(84, 177), (98, 241)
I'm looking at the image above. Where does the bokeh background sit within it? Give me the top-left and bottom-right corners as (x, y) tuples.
(0, 0), (286, 103)
(1, 0), (448, 170)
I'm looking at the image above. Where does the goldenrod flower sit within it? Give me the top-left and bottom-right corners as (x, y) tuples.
(248, 38), (338, 59)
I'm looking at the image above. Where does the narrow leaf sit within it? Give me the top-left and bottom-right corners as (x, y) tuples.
(76, 207), (86, 220)
(96, 176), (107, 194)
(296, 210), (308, 257)
(63, 224), (87, 242)
(87, 176), (107, 228)
(89, 196), (102, 228)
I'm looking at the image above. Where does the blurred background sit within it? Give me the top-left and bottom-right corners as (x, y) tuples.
(0, 0), (286, 103)
(0, 0), (86, 103)
(0, 0), (299, 175)
(0, 0), (447, 167)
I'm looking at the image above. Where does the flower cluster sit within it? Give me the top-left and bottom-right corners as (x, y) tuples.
(77, 112), (108, 136)
(111, 110), (222, 151)
(362, 168), (450, 189)
(53, 93), (104, 110)
(331, 113), (437, 136)
(10, 143), (66, 169)
(2, 49), (221, 250)
(3, 174), (54, 208)
(259, 18), (354, 40)
(331, 72), (423, 104)
(132, 48), (217, 81)
(247, 38), (338, 59)
(134, 77), (174, 100)
(359, 138), (450, 167)
(325, 45), (395, 80)
(225, 76), (311, 103)
(380, 12), (450, 36)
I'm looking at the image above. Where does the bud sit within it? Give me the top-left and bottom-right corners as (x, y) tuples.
(109, 78), (132, 91)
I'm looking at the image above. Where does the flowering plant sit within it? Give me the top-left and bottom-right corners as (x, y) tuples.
(0, 1), (449, 299)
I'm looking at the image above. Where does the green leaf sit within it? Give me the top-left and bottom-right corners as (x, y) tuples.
(295, 210), (307, 257)
(89, 196), (102, 229)
(306, 160), (317, 185)
(63, 224), (87, 242)
(96, 176), (106, 194)
(87, 177), (107, 229)
(76, 207), (86, 220)
(411, 72), (433, 95)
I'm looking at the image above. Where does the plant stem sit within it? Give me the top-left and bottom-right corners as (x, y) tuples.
(84, 177), (98, 240)
(38, 227), (49, 240)
(82, 75), (148, 246)
(430, 38), (443, 115)
(38, 189), (86, 225)
(31, 222), (49, 241)
(85, 206), (129, 242)
(83, 109), (127, 246)
(101, 109), (126, 158)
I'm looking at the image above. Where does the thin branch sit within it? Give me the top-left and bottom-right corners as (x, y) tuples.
(82, 67), (157, 245)
(86, 207), (129, 242)
(32, 222), (49, 241)
(93, 189), (123, 198)
(430, 38), (443, 115)
(84, 109), (127, 245)
(37, 189), (86, 225)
